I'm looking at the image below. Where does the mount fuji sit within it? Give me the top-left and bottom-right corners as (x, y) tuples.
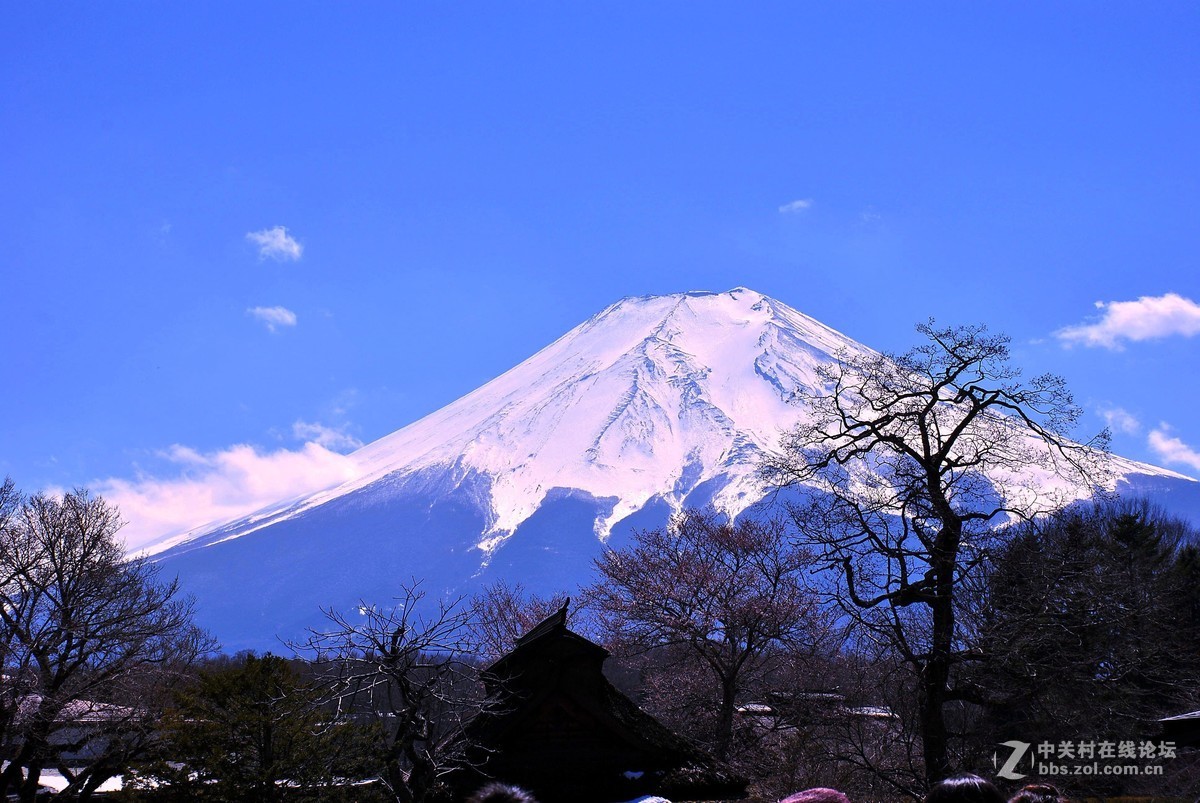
(146, 288), (1197, 650)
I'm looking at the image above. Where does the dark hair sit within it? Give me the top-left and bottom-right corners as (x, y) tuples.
(1008, 783), (1064, 803)
(465, 783), (539, 803)
(924, 774), (1005, 803)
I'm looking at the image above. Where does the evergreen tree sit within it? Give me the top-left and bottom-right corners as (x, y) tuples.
(968, 500), (1200, 795)
(133, 653), (380, 802)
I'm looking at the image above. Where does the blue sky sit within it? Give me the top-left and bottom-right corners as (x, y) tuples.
(4, 3), (1199, 547)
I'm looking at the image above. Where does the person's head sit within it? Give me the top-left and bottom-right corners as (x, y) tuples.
(1007, 783), (1065, 803)
(466, 782), (539, 803)
(780, 788), (852, 803)
(924, 774), (1005, 803)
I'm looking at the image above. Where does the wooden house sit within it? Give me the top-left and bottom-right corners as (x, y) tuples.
(448, 604), (745, 803)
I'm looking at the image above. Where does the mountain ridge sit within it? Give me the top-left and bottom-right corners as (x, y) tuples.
(147, 287), (1195, 649)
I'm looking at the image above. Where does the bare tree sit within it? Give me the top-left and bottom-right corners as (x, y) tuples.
(762, 322), (1107, 788)
(297, 582), (483, 803)
(469, 581), (570, 661)
(583, 509), (826, 761)
(0, 481), (213, 802)
(755, 647), (925, 801)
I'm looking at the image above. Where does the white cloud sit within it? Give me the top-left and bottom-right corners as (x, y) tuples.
(1148, 425), (1200, 474)
(1099, 406), (1141, 435)
(248, 306), (297, 333)
(1056, 293), (1200, 349)
(292, 421), (363, 453)
(778, 199), (813, 214)
(97, 442), (360, 552)
(246, 226), (303, 261)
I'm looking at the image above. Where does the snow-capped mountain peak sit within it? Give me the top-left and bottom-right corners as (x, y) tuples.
(148, 288), (1195, 651)
(327, 287), (866, 550)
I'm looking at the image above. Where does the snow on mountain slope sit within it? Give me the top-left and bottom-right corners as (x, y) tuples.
(149, 288), (873, 558)
(146, 287), (1194, 649)
(345, 288), (867, 544)
(153, 286), (1191, 558)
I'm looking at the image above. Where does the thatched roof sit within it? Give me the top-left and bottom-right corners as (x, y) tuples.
(448, 605), (745, 803)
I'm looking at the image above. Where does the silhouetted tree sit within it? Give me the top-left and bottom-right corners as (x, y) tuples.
(967, 500), (1200, 796)
(0, 480), (212, 802)
(762, 322), (1107, 789)
(299, 582), (483, 803)
(469, 581), (570, 661)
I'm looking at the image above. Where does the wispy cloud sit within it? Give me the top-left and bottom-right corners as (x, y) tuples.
(1099, 406), (1141, 435)
(248, 306), (297, 333)
(246, 225), (303, 261)
(292, 421), (363, 453)
(778, 198), (813, 214)
(1148, 424), (1200, 474)
(97, 442), (360, 552)
(1056, 293), (1200, 349)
